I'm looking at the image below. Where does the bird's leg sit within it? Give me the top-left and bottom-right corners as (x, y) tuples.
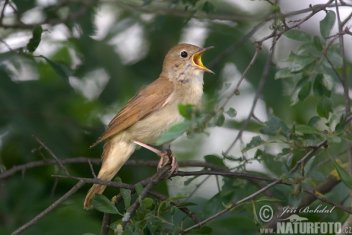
(133, 140), (178, 175)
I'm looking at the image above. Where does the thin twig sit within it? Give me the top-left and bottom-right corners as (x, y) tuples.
(53, 175), (143, 190)
(224, 40), (275, 155)
(182, 178), (281, 233)
(11, 180), (85, 235)
(0, 38), (16, 52)
(120, 166), (171, 230)
(34, 136), (69, 175)
(100, 213), (112, 235)
(265, 173), (341, 229)
(182, 140), (327, 233)
(187, 175), (211, 199)
(0, 0), (9, 24)
(88, 160), (97, 178)
(222, 44), (261, 109)
(335, 0), (350, 116)
(303, 190), (352, 214)
(50, 178), (59, 197)
(335, 0), (352, 176)
(341, 11), (352, 26)
(111, 0), (347, 25)
(53, 174), (199, 223)
(174, 170), (274, 182)
(0, 158), (226, 180)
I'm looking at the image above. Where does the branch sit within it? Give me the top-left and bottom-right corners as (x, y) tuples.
(334, 0), (352, 176)
(120, 166), (171, 231)
(218, 44), (261, 112)
(302, 189), (351, 214)
(100, 213), (112, 235)
(0, 0), (9, 24)
(265, 174), (344, 230)
(11, 180), (85, 235)
(0, 0), (94, 29)
(0, 157), (101, 180)
(334, 0), (350, 117)
(182, 140), (327, 233)
(0, 158), (226, 180)
(111, 0), (351, 25)
(182, 178), (281, 233)
(174, 170), (275, 182)
(34, 136), (69, 175)
(112, 0), (264, 22)
(224, 33), (276, 155)
(53, 174), (199, 224)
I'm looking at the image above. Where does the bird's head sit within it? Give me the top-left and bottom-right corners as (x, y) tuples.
(161, 43), (213, 82)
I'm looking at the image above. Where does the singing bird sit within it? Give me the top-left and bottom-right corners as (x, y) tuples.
(84, 43), (213, 209)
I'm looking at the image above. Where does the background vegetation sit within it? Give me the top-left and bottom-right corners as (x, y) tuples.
(0, 0), (352, 234)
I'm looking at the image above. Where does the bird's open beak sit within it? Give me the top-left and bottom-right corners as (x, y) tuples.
(192, 46), (214, 74)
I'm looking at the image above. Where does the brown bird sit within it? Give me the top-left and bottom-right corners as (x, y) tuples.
(84, 43), (213, 209)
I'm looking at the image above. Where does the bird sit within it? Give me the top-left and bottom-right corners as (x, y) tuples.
(83, 43), (213, 209)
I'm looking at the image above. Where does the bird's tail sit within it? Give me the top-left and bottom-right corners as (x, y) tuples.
(84, 138), (135, 209)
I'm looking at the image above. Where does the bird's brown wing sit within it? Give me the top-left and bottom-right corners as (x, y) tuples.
(91, 77), (174, 147)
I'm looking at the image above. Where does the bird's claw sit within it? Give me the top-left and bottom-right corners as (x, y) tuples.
(157, 150), (178, 176)
(133, 140), (178, 177)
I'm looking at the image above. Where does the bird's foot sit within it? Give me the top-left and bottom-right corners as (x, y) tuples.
(133, 140), (178, 176)
(157, 149), (178, 175)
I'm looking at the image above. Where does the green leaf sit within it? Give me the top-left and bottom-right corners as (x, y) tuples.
(242, 136), (264, 152)
(328, 44), (343, 68)
(141, 197), (154, 209)
(308, 116), (321, 127)
(202, 1), (215, 13)
(188, 226), (212, 234)
(26, 25), (43, 53)
(135, 183), (144, 195)
(92, 194), (120, 214)
(155, 121), (191, 145)
(204, 155), (225, 167)
(275, 68), (292, 80)
(334, 161), (352, 189)
(298, 81), (311, 101)
(226, 107), (237, 117)
(176, 201), (197, 207)
(296, 42), (321, 57)
(284, 29), (311, 41)
(328, 135), (341, 143)
(295, 124), (321, 135)
(288, 53), (316, 72)
(320, 11), (336, 38)
(12, 0), (36, 14)
(335, 115), (346, 132)
(260, 116), (290, 137)
(255, 196), (282, 204)
(313, 36), (323, 51)
(120, 188), (131, 209)
(215, 113), (225, 126)
(40, 55), (70, 82)
(317, 97), (332, 118)
(272, 3), (280, 13)
(142, 0), (152, 5)
(313, 74), (331, 97)
(301, 137), (323, 147)
(178, 104), (194, 119)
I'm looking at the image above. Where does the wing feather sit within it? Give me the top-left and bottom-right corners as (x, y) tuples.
(91, 77), (174, 147)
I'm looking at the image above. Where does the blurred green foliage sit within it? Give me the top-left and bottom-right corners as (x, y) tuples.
(0, 0), (352, 235)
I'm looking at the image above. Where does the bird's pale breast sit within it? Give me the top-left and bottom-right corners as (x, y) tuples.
(128, 71), (204, 145)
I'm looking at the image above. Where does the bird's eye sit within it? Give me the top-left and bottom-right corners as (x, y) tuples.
(180, 50), (188, 58)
